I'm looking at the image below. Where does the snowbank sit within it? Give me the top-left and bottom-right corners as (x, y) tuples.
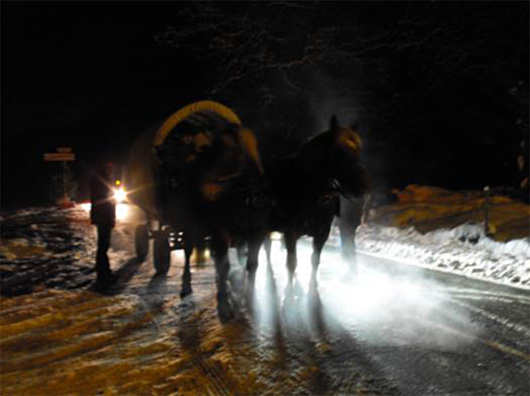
(372, 184), (529, 242)
(357, 223), (530, 290)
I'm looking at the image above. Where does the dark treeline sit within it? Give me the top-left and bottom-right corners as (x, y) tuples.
(158, 1), (528, 197)
(1, 2), (528, 207)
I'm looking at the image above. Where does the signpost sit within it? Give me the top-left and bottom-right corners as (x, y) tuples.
(44, 148), (76, 207)
(483, 186), (491, 237)
(44, 153), (75, 162)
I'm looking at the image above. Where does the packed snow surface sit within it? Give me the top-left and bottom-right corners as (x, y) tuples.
(1, 204), (528, 395)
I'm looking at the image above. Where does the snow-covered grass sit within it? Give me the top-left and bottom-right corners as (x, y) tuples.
(356, 223), (530, 290)
(347, 185), (530, 290)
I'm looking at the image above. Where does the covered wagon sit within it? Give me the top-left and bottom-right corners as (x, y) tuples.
(125, 100), (266, 274)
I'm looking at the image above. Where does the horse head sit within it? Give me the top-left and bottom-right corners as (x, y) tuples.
(328, 116), (370, 197)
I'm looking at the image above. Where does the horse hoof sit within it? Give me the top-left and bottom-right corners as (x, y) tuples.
(247, 272), (256, 288)
(180, 284), (193, 298)
(245, 283), (255, 305)
(218, 301), (234, 322)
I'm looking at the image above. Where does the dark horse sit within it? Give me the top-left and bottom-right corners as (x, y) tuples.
(256, 116), (370, 285)
(156, 105), (270, 320)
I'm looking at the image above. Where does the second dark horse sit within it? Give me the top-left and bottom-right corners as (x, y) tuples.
(256, 116), (370, 286)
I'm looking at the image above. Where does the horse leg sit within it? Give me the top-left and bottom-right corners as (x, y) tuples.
(180, 241), (193, 297)
(349, 227), (359, 276)
(340, 222), (359, 277)
(340, 197), (365, 278)
(285, 231), (298, 284)
(246, 232), (266, 287)
(236, 241), (247, 268)
(195, 238), (207, 266)
(311, 231), (328, 286)
(212, 233), (233, 321)
(263, 233), (272, 268)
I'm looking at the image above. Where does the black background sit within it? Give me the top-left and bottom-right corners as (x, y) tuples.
(2, 1), (528, 207)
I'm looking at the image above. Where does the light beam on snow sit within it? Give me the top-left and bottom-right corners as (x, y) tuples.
(250, 239), (478, 349)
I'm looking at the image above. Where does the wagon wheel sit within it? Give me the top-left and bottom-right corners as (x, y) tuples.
(154, 230), (171, 274)
(135, 225), (149, 262)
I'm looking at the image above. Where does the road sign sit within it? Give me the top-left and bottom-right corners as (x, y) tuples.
(57, 147), (72, 153)
(44, 153), (75, 161)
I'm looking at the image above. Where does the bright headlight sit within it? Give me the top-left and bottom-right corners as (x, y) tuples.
(114, 187), (127, 203)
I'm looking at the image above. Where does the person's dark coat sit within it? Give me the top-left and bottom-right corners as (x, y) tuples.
(90, 169), (116, 227)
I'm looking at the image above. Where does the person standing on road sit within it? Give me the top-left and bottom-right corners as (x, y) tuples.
(90, 159), (117, 286)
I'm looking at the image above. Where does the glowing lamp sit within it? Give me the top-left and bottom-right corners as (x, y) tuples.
(114, 187), (127, 203)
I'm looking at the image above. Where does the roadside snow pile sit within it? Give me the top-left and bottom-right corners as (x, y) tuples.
(357, 223), (530, 289)
(371, 184), (529, 242)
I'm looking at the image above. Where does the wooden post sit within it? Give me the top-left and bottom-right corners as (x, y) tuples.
(483, 186), (490, 237)
(62, 161), (68, 205)
(44, 148), (75, 207)
(361, 193), (371, 225)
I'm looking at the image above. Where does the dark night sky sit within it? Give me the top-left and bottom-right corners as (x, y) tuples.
(2, 2), (204, 206)
(1, 1), (528, 208)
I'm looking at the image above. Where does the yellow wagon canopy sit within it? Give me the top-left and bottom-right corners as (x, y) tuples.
(153, 100), (242, 147)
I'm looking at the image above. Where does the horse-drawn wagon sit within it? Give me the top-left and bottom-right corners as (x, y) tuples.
(124, 101), (368, 319)
(125, 100), (264, 275)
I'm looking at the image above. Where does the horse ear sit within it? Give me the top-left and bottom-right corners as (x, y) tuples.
(330, 115), (339, 132)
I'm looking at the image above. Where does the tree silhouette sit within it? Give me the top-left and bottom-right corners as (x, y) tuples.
(156, 1), (528, 192)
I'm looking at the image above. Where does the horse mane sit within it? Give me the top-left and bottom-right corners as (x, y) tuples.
(295, 129), (336, 176)
(295, 124), (370, 197)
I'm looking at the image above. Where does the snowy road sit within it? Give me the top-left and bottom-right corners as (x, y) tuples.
(1, 206), (529, 395)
